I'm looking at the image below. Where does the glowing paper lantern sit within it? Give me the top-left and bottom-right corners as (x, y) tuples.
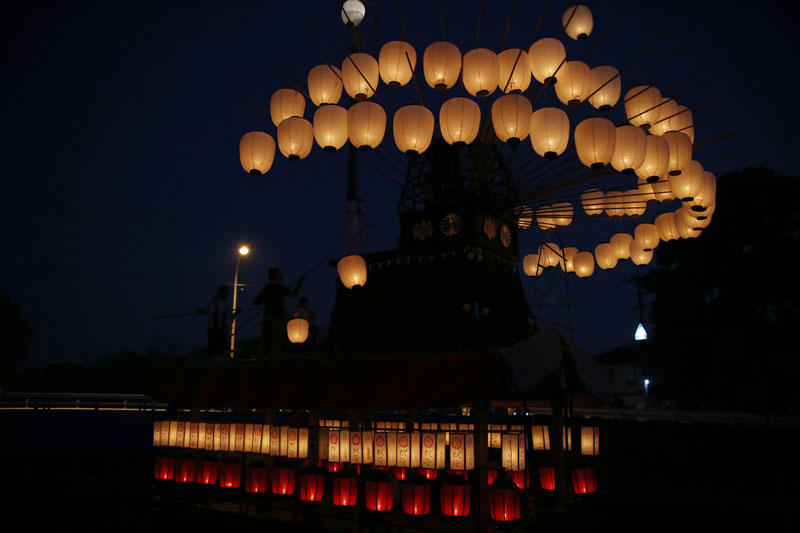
(674, 209), (702, 239)
(581, 188), (604, 215)
(515, 205), (533, 229)
(571, 467), (598, 494)
(635, 223), (660, 251)
(313, 105), (347, 152)
(218, 463), (242, 489)
(539, 467), (555, 491)
(441, 478), (471, 517)
(573, 251), (595, 278)
(629, 239), (653, 265)
(214, 423), (230, 451)
(298, 471), (325, 502)
(610, 233), (633, 260)
(327, 429), (351, 463)
(509, 469), (530, 490)
(666, 104), (695, 142)
(270, 88), (305, 127)
(244, 467), (269, 493)
(341, 0), (365, 26)
(625, 85), (662, 129)
(562, 4), (594, 40)
(231, 423), (245, 452)
(523, 253), (543, 277)
(498, 48), (531, 93)
(624, 188), (647, 216)
(349, 430), (374, 465)
(448, 433), (474, 471)
(332, 474), (358, 506)
(347, 101), (386, 151)
(553, 202), (574, 226)
(379, 41), (416, 87)
(439, 97), (481, 146)
(286, 427), (309, 459)
(669, 160), (704, 202)
(272, 467), (296, 495)
(489, 478), (521, 522)
(342, 52), (379, 101)
(396, 432), (420, 468)
(536, 206), (556, 230)
(337, 254), (367, 288)
(595, 243), (618, 270)
(611, 125), (647, 173)
(491, 94), (532, 145)
(580, 427), (600, 456)
(402, 480), (432, 516)
(636, 134), (670, 182)
(373, 431), (395, 466)
(530, 107), (569, 158)
(554, 60), (590, 105)
(501, 432), (526, 472)
(663, 131), (693, 177)
(365, 477), (394, 512)
(655, 212), (679, 241)
(307, 64), (343, 106)
(689, 171), (717, 209)
(393, 105), (434, 155)
(539, 242), (564, 269)
(287, 318), (309, 343)
(154, 457), (175, 480)
(423, 41), (462, 90)
(652, 179), (674, 202)
(277, 117), (313, 161)
(563, 247), (578, 273)
(187, 422), (199, 449)
(649, 97), (679, 136)
(462, 48), (499, 97)
(588, 65), (620, 111)
(604, 190), (625, 217)
(239, 131), (276, 175)
(420, 432), (446, 470)
(574, 117), (616, 169)
(528, 38), (566, 84)
(198, 460), (219, 485)
(153, 421), (162, 447)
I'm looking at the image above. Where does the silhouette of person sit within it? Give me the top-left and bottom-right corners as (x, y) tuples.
(253, 267), (305, 360)
(203, 285), (230, 357)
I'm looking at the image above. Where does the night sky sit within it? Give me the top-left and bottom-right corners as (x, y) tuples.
(2, 0), (797, 368)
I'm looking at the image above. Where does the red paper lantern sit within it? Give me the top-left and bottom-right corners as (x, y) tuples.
(218, 463), (242, 489)
(326, 461), (344, 473)
(489, 479), (521, 522)
(487, 465), (498, 485)
(154, 457), (175, 480)
(272, 467), (296, 495)
(571, 467), (598, 494)
(197, 460), (219, 485)
(441, 478), (471, 517)
(392, 467), (407, 481)
(417, 468), (438, 480)
(539, 466), (555, 491)
(332, 474), (358, 507)
(509, 468), (530, 490)
(175, 459), (197, 483)
(365, 477), (394, 512)
(298, 471), (325, 502)
(402, 481), (431, 516)
(244, 467), (269, 493)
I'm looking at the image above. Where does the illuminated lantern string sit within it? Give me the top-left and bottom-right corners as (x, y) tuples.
(378, 41), (416, 87)
(669, 160), (704, 202)
(491, 94), (532, 146)
(624, 188), (647, 216)
(629, 239), (653, 265)
(239, 132), (276, 175)
(528, 38), (566, 84)
(497, 48), (531, 93)
(523, 254), (543, 277)
(594, 243), (618, 270)
(347, 101), (386, 151)
(538, 242), (563, 269)
(307, 64), (343, 106)
(611, 125), (647, 174)
(588, 65), (620, 111)
(581, 188), (604, 216)
(555, 60), (590, 106)
(664, 131), (693, 176)
(573, 251), (595, 278)
(610, 233), (633, 260)
(313, 105), (348, 152)
(604, 190), (625, 217)
(563, 247), (578, 273)
(575, 117), (616, 169)
(649, 97), (678, 136)
(635, 134), (670, 182)
(342, 52), (379, 101)
(655, 212), (679, 241)
(423, 41), (461, 90)
(270, 88), (305, 127)
(562, 4), (594, 40)
(393, 105), (434, 155)
(634, 223), (660, 251)
(530, 107), (569, 159)
(625, 85), (662, 130)
(439, 97), (481, 146)
(277, 117), (314, 161)
(462, 48), (499, 97)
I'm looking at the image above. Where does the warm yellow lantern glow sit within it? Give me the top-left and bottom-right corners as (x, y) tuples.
(563, 247), (578, 273)
(624, 188), (647, 216)
(449, 433), (474, 471)
(287, 427), (309, 459)
(669, 160), (704, 202)
(287, 318), (309, 343)
(595, 243), (618, 270)
(581, 188), (604, 215)
(674, 209), (702, 239)
(624, 85), (662, 130)
(610, 233), (633, 260)
(530, 107), (569, 159)
(423, 41), (462, 90)
(555, 60), (589, 105)
(501, 432), (526, 472)
(611, 125), (647, 173)
(342, 52), (379, 101)
(528, 38), (566, 84)
(536, 206), (556, 230)
(664, 131), (693, 176)
(667, 104), (694, 143)
(491, 94), (532, 145)
(497, 49), (531, 93)
(308, 64), (343, 106)
(337, 254), (367, 288)
(393, 105), (434, 155)
(439, 97), (481, 146)
(379, 41), (416, 87)
(523, 254), (543, 277)
(649, 97), (678, 136)
(655, 212), (679, 242)
(239, 131), (276, 175)
(270, 88), (305, 127)
(277, 117), (314, 161)
(420, 432), (446, 470)
(574, 117), (616, 169)
(635, 223), (660, 251)
(651, 179), (674, 202)
(573, 251), (595, 278)
(688, 170), (717, 209)
(604, 190), (625, 217)
(638, 181), (656, 202)
(553, 202), (574, 226)
(539, 242), (563, 269)
(349, 430), (374, 464)
(629, 239), (654, 266)
(313, 105), (348, 152)
(327, 429), (351, 463)
(635, 134), (670, 182)
(514, 205), (533, 229)
(580, 427), (600, 456)
(588, 65), (620, 111)
(347, 101), (386, 151)
(462, 48), (499, 97)
(562, 5), (594, 40)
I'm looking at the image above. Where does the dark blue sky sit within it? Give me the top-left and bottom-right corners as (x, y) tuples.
(2, 0), (797, 367)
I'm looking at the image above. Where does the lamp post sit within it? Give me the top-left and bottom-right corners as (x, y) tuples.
(229, 245), (250, 359)
(643, 378), (650, 407)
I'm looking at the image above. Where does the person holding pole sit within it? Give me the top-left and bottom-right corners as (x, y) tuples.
(253, 267), (305, 361)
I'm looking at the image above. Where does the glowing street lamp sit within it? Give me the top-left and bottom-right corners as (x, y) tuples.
(634, 323), (648, 341)
(643, 378), (650, 406)
(229, 245), (250, 359)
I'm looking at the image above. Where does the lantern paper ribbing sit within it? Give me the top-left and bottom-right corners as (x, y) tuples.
(491, 94), (532, 145)
(313, 105), (347, 152)
(575, 117), (616, 169)
(528, 38), (566, 84)
(379, 41), (416, 87)
(337, 254), (367, 288)
(588, 65), (620, 111)
(270, 88), (305, 127)
(625, 85), (662, 129)
(611, 125), (647, 173)
(307, 65), (343, 106)
(562, 5), (594, 40)
(669, 160), (704, 201)
(497, 49), (531, 93)
(462, 48), (499, 97)
(277, 117), (313, 161)
(573, 251), (595, 278)
(595, 243), (618, 270)
(636, 134), (670, 181)
(347, 101), (386, 151)
(239, 132), (275, 175)
(635, 223), (660, 251)
(530, 107), (569, 158)
(439, 97), (481, 146)
(393, 105), (434, 155)
(423, 41), (461, 90)
(664, 131), (693, 176)
(610, 233), (633, 260)
(555, 61), (589, 105)
(649, 97), (678, 136)
(342, 52), (379, 101)
(655, 212), (679, 241)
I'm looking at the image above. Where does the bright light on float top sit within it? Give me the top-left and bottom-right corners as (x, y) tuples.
(635, 323), (648, 341)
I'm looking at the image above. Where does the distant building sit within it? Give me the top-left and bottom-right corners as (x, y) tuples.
(594, 343), (649, 408)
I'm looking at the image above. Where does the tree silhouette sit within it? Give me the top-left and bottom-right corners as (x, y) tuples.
(0, 289), (34, 388)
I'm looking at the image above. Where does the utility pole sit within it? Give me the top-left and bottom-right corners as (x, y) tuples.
(345, 17), (365, 254)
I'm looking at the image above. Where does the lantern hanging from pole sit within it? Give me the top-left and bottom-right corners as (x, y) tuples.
(528, 38), (566, 84)
(270, 88), (305, 127)
(652, 178), (674, 202)
(539, 242), (564, 269)
(439, 97), (481, 146)
(396, 431), (420, 468)
(365, 474), (394, 512)
(563, 247), (578, 273)
(313, 105), (348, 152)
(624, 188), (647, 216)
(539, 467), (556, 491)
(553, 202), (574, 226)
(635, 223), (660, 251)
(663, 130), (693, 176)
(625, 85), (662, 130)
(448, 432), (474, 471)
(341, 0), (365, 26)
(604, 190), (625, 217)
(514, 205), (533, 229)
(277, 117), (313, 161)
(349, 430), (374, 465)
(629, 239), (653, 265)
(523, 254), (543, 277)
(423, 41), (461, 90)
(580, 426), (600, 456)
(198, 460), (219, 485)
(491, 94), (532, 146)
(393, 105), (434, 155)
(244, 467), (269, 493)
(580, 188), (604, 216)
(501, 432), (526, 472)
(342, 52), (379, 101)
(272, 466), (296, 495)
(402, 478), (432, 516)
(669, 160), (704, 202)
(573, 251), (595, 278)
(530, 107), (569, 159)
(668, 104), (695, 143)
(611, 125), (647, 173)
(595, 243), (618, 270)
(337, 254), (367, 288)
(462, 48), (499, 97)
(554, 60), (589, 106)
(239, 131), (276, 176)
(562, 4), (594, 40)
(219, 463), (242, 489)
(347, 101), (386, 151)
(571, 467), (598, 494)
(636, 134), (670, 182)
(441, 477), (471, 517)
(379, 40), (416, 87)
(327, 429), (351, 463)
(497, 48), (531, 93)
(332, 473), (358, 506)
(655, 212), (679, 241)
(688, 171), (717, 209)
(298, 470), (325, 502)
(287, 318), (309, 343)
(489, 478), (522, 522)
(574, 117), (616, 169)
(649, 97), (679, 136)
(154, 457), (175, 480)
(610, 233), (633, 260)
(536, 206), (556, 230)
(307, 64), (343, 106)
(588, 65), (620, 111)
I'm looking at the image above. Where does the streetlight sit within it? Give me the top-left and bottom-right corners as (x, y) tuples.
(230, 245), (250, 359)
(643, 378), (650, 406)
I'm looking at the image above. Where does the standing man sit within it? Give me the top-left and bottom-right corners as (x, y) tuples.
(203, 285), (230, 357)
(253, 267), (305, 361)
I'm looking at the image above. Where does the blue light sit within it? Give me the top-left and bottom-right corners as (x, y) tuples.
(644, 378), (650, 386)
(634, 323), (648, 341)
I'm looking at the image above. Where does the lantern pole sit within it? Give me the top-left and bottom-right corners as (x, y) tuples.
(345, 10), (365, 255)
(229, 245), (250, 359)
